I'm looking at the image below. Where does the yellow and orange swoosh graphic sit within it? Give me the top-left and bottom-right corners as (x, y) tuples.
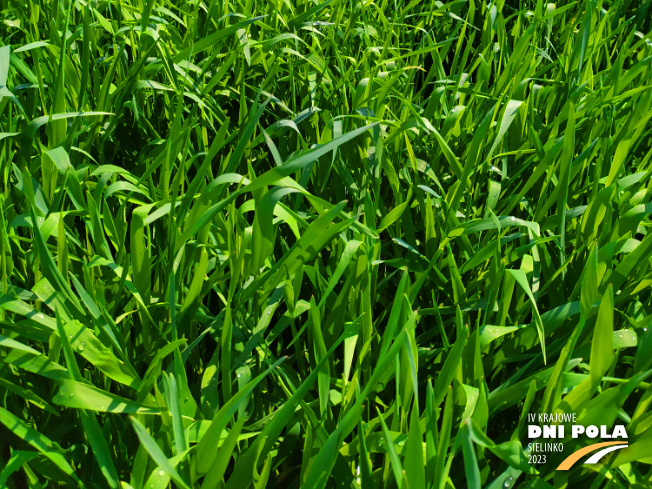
(557, 441), (628, 470)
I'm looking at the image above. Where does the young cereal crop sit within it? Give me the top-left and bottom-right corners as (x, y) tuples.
(0, 0), (651, 488)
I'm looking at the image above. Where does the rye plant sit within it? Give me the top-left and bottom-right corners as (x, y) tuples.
(0, 0), (651, 488)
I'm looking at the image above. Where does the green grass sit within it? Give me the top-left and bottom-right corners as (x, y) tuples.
(0, 0), (652, 487)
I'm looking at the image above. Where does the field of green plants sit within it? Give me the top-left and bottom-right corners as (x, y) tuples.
(0, 0), (651, 487)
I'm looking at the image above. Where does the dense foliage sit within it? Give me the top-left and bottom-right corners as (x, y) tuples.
(1, 0), (652, 487)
